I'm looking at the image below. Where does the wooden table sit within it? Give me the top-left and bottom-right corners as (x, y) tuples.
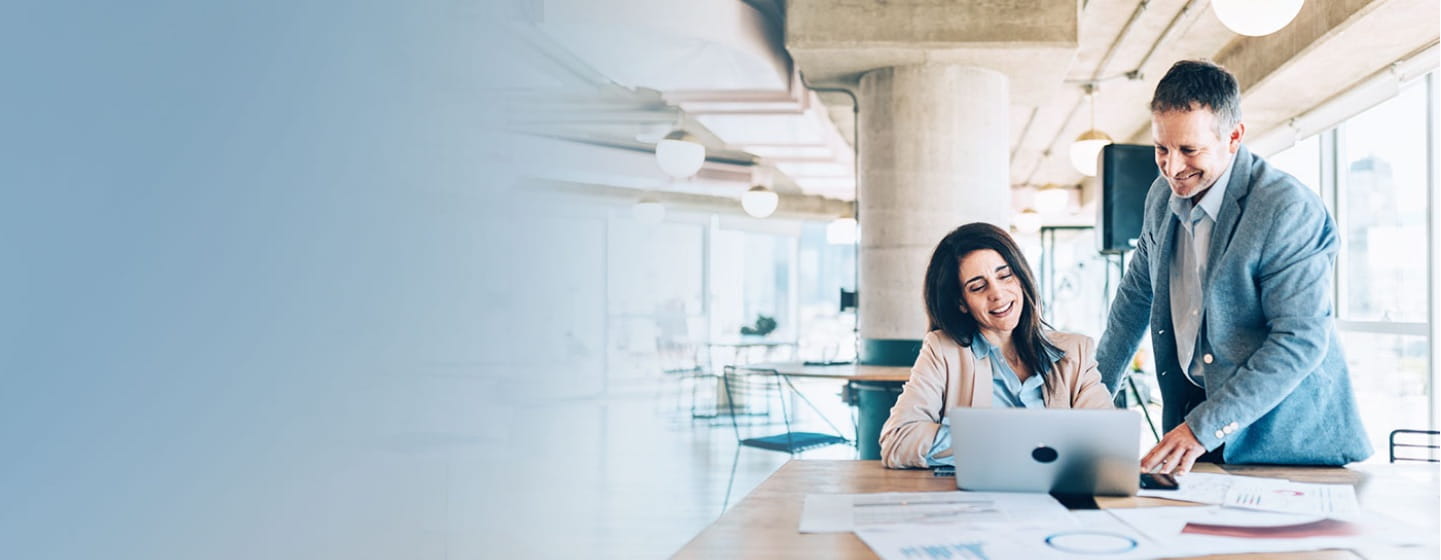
(763, 362), (912, 382)
(674, 460), (1440, 559)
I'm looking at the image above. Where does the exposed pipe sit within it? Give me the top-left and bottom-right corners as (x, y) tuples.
(1132, 0), (1210, 75)
(1092, 0), (1152, 81)
(1011, 106), (1040, 166)
(1035, 0), (1198, 186)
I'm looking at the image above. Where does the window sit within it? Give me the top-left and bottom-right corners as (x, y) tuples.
(1277, 73), (1439, 458)
(796, 223), (857, 362)
(1336, 81), (1430, 323)
(1267, 134), (1321, 194)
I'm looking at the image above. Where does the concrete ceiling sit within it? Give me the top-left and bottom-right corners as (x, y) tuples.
(509, 0), (1439, 220)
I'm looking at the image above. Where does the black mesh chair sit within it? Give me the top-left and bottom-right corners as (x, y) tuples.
(720, 365), (851, 510)
(1389, 429), (1440, 463)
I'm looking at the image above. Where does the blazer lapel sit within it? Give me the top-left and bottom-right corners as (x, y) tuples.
(1204, 146), (1252, 287)
(971, 352), (992, 408)
(1153, 205), (1178, 314)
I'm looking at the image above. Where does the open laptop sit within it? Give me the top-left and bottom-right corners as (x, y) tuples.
(947, 408), (1140, 496)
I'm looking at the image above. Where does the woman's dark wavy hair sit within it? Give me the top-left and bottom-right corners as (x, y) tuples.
(923, 222), (1060, 386)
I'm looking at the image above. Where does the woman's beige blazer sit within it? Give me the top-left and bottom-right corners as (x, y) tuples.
(879, 329), (1115, 469)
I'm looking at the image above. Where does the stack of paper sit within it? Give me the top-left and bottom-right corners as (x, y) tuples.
(801, 476), (1431, 560)
(1136, 472), (1361, 517)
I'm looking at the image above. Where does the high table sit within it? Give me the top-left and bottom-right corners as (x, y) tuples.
(674, 460), (1440, 559)
(756, 362), (911, 460)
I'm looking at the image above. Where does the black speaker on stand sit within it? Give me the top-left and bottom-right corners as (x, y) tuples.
(1097, 144), (1159, 254)
(1095, 143), (1164, 442)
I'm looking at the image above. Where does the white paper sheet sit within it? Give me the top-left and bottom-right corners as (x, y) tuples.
(1223, 478), (1361, 518)
(1137, 472), (1361, 518)
(1136, 472), (1279, 504)
(856, 510), (1164, 560)
(1108, 505), (1431, 557)
(798, 490), (1075, 533)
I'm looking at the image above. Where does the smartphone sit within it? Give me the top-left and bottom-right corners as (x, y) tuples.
(1139, 472), (1179, 491)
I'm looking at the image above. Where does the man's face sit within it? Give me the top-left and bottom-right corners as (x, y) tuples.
(1151, 107), (1244, 199)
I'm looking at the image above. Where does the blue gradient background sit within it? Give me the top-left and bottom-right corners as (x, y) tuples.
(1, 1), (546, 557)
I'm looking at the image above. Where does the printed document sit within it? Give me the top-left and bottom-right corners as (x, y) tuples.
(798, 490), (1074, 533)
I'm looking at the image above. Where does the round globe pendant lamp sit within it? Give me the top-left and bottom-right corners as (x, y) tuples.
(655, 130), (706, 178)
(1212, 0), (1304, 37)
(1069, 85), (1113, 177)
(740, 185), (779, 218)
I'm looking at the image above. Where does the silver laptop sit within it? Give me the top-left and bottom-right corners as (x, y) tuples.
(947, 408), (1140, 496)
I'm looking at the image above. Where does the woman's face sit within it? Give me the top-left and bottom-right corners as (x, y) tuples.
(957, 249), (1025, 340)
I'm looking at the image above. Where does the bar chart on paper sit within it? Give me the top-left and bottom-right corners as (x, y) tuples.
(857, 528), (997, 560)
(898, 542), (989, 560)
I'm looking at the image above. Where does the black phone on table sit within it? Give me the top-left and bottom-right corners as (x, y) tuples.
(1139, 472), (1178, 490)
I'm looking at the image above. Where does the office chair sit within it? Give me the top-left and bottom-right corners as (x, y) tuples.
(1388, 429), (1440, 463)
(720, 365), (851, 511)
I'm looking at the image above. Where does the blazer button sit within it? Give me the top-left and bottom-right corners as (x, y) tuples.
(1203, 354), (1214, 364)
(1228, 422), (1239, 430)
(1215, 430), (1226, 439)
(1223, 425), (1235, 434)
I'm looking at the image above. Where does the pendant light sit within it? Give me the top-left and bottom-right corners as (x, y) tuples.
(1212, 0), (1304, 37)
(740, 185), (779, 218)
(632, 197), (665, 224)
(1014, 208), (1042, 235)
(1034, 183), (1071, 215)
(1069, 84), (1113, 177)
(826, 208), (858, 245)
(655, 130), (706, 178)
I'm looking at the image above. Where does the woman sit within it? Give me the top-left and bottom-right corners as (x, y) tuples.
(879, 223), (1112, 469)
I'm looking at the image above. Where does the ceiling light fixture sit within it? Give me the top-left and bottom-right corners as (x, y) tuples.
(1069, 84), (1113, 177)
(1034, 184), (1071, 215)
(826, 207), (858, 245)
(632, 197), (665, 224)
(740, 185), (779, 218)
(1212, 0), (1304, 37)
(655, 130), (706, 178)
(1014, 209), (1042, 235)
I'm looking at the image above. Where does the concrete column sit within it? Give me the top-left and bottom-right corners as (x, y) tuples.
(858, 64), (1010, 365)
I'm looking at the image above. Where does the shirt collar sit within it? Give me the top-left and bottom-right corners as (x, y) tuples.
(1169, 154), (1235, 223)
(970, 332), (1065, 365)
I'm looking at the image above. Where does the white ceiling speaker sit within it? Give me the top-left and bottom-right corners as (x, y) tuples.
(740, 185), (779, 218)
(1212, 0), (1305, 37)
(655, 130), (706, 178)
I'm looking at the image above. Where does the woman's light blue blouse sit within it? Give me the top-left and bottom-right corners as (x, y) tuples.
(925, 335), (1063, 466)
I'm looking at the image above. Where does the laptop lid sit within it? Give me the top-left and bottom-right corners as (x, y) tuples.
(947, 408), (1140, 496)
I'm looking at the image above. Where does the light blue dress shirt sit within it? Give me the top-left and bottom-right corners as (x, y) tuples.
(925, 334), (1062, 466)
(1168, 157), (1234, 388)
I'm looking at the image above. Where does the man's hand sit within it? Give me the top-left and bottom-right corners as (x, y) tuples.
(1141, 422), (1208, 475)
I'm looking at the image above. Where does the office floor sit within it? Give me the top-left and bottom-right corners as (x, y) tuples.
(461, 372), (855, 560)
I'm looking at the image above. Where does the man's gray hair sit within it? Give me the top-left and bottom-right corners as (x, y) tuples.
(1151, 60), (1242, 137)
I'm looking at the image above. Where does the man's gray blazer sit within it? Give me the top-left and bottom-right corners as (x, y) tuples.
(1097, 145), (1372, 465)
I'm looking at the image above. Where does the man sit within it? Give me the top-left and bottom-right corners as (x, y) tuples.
(1096, 60), (1371, 474)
